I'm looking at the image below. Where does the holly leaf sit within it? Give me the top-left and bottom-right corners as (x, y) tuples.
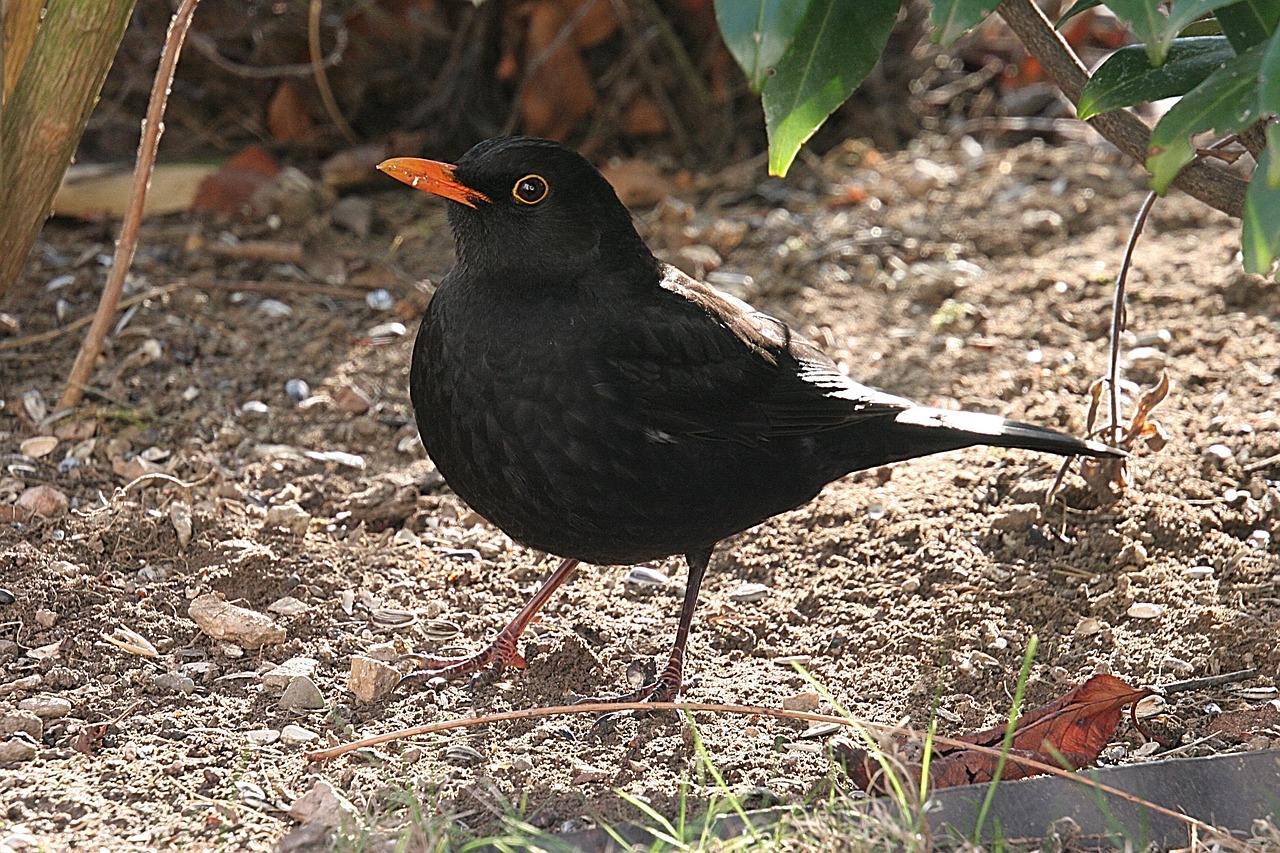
(1079, 36), (1235, 118)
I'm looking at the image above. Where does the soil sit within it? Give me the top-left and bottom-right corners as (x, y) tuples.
(1, 132), (1278, 851)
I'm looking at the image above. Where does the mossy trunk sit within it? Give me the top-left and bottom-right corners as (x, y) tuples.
(0, 0), (135, 300)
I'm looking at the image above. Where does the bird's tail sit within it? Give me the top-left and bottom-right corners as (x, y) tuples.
(888, 407), (1123, 460)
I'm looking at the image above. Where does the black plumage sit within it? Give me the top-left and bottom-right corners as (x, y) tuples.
(379, 137), (1121, 700)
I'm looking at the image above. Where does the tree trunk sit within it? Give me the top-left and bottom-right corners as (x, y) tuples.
(0, 0), (135, 301)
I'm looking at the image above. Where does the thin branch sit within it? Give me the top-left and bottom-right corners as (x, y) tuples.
(186, 29), (349, 79)
(308, 0), (358, 145)
(997, 0), (1247, 219)
(1107, 191), (1158, 444)
(58, 0), (201, 410)
(302, 699), (1237, 847)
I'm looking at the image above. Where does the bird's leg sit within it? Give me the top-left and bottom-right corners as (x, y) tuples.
(583, 545), (714, 704)
(400, 557), (580, 686)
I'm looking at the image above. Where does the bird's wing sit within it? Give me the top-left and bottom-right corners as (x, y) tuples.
(599, 264), (913, 444)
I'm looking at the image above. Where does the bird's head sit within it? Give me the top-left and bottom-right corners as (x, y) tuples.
(379, 137), (655, 286)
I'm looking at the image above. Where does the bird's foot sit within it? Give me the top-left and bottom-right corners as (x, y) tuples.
(578, 658), (683, 705)
(397, 630), (526, 689)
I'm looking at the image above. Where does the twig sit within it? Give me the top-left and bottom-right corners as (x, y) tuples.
(0, 282), (186, 353)
(302, 699), (1235, 846)
(57, 0), (201, 410)
(308, 0), (359, 146)
(1243, 451), (1280, 473)
(1106, 191), (1158, 444)
(186, 30), (349, 79)
(1161, 668), (1258, 695)
(114, 470), (215, 503)
(996, 0), (1247, 219)
(206, 240), (306, 264)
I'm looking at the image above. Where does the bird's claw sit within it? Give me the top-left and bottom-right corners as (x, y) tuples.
(395, 634), (527, 691)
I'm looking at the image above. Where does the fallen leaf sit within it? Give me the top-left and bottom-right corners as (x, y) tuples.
(191, 146), (282, 215)
(267, 79), (315, 143)
(54, 163), (219, 220)
(846, 674), (1155, 792)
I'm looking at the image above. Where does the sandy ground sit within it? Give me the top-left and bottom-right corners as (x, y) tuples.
(1, 132), (1278, 850)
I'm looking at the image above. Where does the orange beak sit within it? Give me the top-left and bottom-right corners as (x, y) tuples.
(377, 157), (490, 208)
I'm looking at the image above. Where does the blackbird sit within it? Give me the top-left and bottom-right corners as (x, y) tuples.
(379, 136), (1121, 701)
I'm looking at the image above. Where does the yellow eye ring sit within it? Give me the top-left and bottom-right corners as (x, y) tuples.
(512, 174), (549, 205)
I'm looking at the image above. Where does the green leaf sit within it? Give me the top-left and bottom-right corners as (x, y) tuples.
(1214, 0), (1280, 53)
(1157, 0), (1248, 59)
(1079, 36), (1234, 118)
(1260, 28), (1280, 184)
(1146, 43), (1266, 191)
(1266, 120), (1280, 186)
(931, 0), (998, 44)
(1242, 144), (1280, 273)
(714, 0), (811, 92)
(1057, 0), (1103, 28)
(1107, 0), (1175, 64)
(761, 0), (900, 177)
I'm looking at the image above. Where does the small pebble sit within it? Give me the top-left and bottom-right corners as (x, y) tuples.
(781, 691), (820, 712)
(267, 596), (307, 616)
(17, 696), (71, 719)
(285, 379), (310, 402)
(728, 582), (771, 603)
(246, 728), (281, 746)
(189, 593), (286, 649)
(289, 778), (358, 827)
(256, 299), (293, 318)
(348, 655), (399, 702)
(262, 657), (319, 691)
(152, 672), (196, 694)
(19, 436), (57, 459)
(365, 288), (394, 311)
(264, 502), (311, 536)
(331, 196), (374, 238)
(279, 675), (325, 711)
(1127, 602), (1166, 620)
(169, 502), (193, 550)
(623, 566), (669, 587)
(0, 711), (43, 739)
(0, 735), (38, 762)
(1185, 565), (1215, 579)
(332, 383), (373, 415)
(241, 400), (270, 417)
(280, 724), (320, 746)
(1203, 444), (1233, 464)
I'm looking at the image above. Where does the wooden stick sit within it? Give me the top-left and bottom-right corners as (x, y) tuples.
(58, 0), (201, 410)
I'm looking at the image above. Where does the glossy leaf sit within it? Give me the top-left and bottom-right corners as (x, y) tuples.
(1057, 0), (1103, 28)
(1242, 144), (1280, 273)
(1156, 0), (1247, 60)
(931, 0), (999, 44)
(1107, 0), (1176, 64)
(1078, 36), (1234, 118)
(1214, 0), (1280, 53)
(761, 0), (900, 177)
(714, 0), (810, 92)
(1146, 43), (1265, 191)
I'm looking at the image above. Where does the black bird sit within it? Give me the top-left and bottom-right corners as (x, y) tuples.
(379, 137), (1121, 701)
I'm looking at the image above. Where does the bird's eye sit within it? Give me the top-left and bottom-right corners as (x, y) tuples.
(512, 174), (548, 205)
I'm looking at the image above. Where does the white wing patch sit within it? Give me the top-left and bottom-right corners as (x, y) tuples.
(894, 407), (1006, 436)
